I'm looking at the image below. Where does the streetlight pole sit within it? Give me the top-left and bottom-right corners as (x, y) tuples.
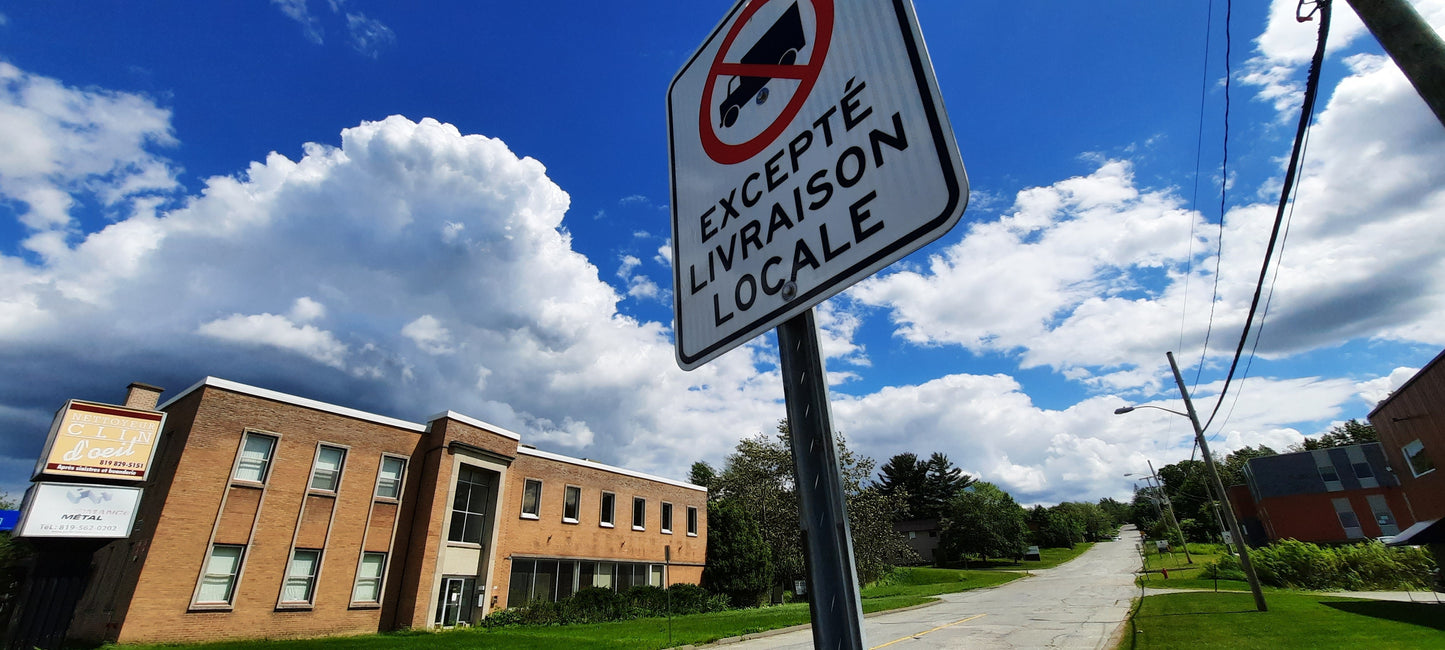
(1166, 351), (1267, 612)
(1142, 461), (1192, 564)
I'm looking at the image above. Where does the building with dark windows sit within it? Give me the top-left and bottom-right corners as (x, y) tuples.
(1370, 348), (1444, 522)
(1226, 442), (1412, 545)
(28, 377), (705, 645)
(1369, 347), (1445, 546)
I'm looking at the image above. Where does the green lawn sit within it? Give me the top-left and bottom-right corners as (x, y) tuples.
(1124, 590), (1445, 649)
(859, 566), (1023, 598)
(951, 542), (1098, 572)
(110, 571), (1001, 650)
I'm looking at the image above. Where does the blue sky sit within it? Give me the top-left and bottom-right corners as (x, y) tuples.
(2, 0), (1443, 505)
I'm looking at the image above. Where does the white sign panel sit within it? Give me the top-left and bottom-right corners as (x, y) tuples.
(668, 0), (967, 369)
(15, 482), (143, 539)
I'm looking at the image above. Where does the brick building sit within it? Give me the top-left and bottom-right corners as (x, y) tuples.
(1369, 348), (1444, 525)
(1227, 442), (1412, 545)
(41, 377), (705, 644)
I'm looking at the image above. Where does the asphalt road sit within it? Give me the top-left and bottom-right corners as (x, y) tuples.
(721, 528), (1143, 649)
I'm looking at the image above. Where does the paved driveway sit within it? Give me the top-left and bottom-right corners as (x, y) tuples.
(721, 530), (1143, 649)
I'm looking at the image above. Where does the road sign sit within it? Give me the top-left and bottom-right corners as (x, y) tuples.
(668, 0), (968, 370)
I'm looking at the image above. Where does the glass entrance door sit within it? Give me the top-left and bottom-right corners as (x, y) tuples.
(435, 577), (477, 627)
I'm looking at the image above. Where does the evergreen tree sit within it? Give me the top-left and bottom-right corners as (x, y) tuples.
(701, 500), (772, 607)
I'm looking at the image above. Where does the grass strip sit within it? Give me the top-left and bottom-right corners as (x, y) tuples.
(1124, 590), (1445, 649)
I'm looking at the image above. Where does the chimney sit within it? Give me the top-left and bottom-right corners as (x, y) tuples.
(125, 382), (165, 410)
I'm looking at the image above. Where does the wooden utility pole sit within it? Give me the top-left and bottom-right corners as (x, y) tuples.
(1167, 352), (1267, 612)
(1343, 0), (1445, 128)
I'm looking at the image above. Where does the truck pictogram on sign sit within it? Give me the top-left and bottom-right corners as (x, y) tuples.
(717, 2), (807, 129)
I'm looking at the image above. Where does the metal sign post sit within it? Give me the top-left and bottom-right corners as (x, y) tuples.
(777, 309), (865, 649)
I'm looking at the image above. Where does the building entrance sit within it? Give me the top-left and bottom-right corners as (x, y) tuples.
(434, 577), (477, 627)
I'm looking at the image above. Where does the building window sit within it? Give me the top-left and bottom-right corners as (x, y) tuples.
(661, 502), (674, 534)
(632, 497), (646, 531)
(449, 465), (490, 544)
(197, 544), (244, 605)
(563, 485), (581, 523)
(507, 559), (665, 606)
(600, 491), (615, 528)
(375, 456), (406, 499)
(234, 433), (276, 483)
(353, 552), (386, 603)
(309, 445), (346, 492)
(1352, 462), (1374, 480)
(521, 478), (542, 519)
(282, 549), (321, 604)
(687, 506), (699, 537)
(1404, 439), (1436, 477)
(1317, 462), (1339, 484)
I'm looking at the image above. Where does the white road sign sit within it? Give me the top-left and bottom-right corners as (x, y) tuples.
(668, 0), (968, 370)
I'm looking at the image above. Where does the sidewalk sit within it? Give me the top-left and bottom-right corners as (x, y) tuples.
(1142, 586), (1445, 603)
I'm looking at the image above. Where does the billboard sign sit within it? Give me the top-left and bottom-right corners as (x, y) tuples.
(33, 399), (166, 481)
(15, 482), (143, 538)
(668, 0), (968, 369)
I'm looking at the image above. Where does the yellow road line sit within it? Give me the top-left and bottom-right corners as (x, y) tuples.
(870, 613), (987, 649)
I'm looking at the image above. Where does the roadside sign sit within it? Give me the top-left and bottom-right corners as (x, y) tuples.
(668, 0), (968, 369)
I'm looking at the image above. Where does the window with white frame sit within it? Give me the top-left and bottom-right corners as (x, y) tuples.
(521, 478), (542, 519)
(282, 549), (321, 604)
(196, 544), (244, 605)
(233, 433), (276, 483)
(309, 446), (346, 492)
(687, 505), (699, 537)
(352, 552), (386, 603)
(1404, 439), (1436, 477)
(375, 456), (406, 499)
(632, 497), (646, 531)
(661, 502), (673, 534)
(448, 465), (490, 543)
(600, 491), (616, 528)
(563, 485), (581, 523)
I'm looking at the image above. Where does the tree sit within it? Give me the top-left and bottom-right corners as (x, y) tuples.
(1292, 419), (1378, 451)
(1097, 497), (1131, 528)
(701, 500), (771, 607)
(938, 482), (1028, 563)
(710, 421), (915, 588)
(920, 453), (974, 519)
(1218, 445), (1277, 487)
(689, 461), (717, 494)
(874, 452), (974, 520)
(875, 453), (927, 517)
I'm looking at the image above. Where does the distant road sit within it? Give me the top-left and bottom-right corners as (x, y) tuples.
(724, 527), (1142, 649)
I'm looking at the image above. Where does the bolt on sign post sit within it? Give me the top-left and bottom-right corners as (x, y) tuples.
(669, 0), (967, 646)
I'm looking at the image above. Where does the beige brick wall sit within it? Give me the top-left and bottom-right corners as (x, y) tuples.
(66, 382), (708, 644)
(113, 387), (425, 644)
(493, 452), (707, 607)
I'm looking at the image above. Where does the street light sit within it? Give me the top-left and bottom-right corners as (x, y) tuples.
(1114, 351), (1268, 612)
(1124, 466), (1192, 564)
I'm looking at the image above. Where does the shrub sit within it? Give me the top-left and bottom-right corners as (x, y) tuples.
(568, 586), (624, 622)
(1245, 539), (1436, 591)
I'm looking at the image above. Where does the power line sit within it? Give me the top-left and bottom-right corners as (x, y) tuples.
(1180, 0), (1217, 355)
(1201, 0), (1332, 433)
(1193, 0), (1233, 390)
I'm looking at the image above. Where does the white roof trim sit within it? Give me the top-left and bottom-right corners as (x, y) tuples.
(157, 377), (426, 433)
(425, 410), (522, 441)
(518, 447), (707, 492)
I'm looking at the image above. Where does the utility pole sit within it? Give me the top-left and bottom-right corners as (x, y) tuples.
(1343, 0), (1445, 129)
(1146, 460), (1193, 564)
(1167, 351), (1267, 612)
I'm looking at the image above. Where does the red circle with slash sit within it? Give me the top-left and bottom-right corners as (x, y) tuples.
(699, 0), (834, 165)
